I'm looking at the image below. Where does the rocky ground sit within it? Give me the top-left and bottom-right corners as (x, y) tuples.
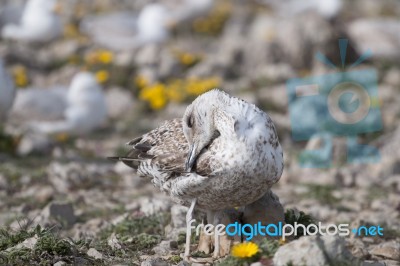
(0, 0), (400, 265)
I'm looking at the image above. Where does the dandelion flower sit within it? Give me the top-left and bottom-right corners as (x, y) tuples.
(98, 50), (113, 64)
(180, 53), (196, 66)
(231, 242), (259, 259)
(139, 83), (167, 110)
(95, 70), (109, 83)
(12, 65), (28, 87)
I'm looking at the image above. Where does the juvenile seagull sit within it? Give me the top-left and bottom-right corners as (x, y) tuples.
(2, 0), (62, 43)
(112, 89), (283, 258)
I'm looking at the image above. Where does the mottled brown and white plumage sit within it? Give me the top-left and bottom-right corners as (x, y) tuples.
(112, 89), (283, 258)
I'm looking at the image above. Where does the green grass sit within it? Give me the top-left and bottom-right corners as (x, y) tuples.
(0, 225), (94, 265)
(0, 212), (172, 265)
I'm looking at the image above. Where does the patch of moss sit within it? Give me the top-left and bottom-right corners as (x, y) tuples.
(0, 225), (94, 265)
(126, 233), (161, 251)
(168, 254), (182, 264)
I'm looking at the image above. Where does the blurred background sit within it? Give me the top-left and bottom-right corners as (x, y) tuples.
(0, 0), (399, 265)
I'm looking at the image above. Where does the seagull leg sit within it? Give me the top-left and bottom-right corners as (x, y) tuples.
(213, 211), (221, 258)
(184, 198), (197, 260)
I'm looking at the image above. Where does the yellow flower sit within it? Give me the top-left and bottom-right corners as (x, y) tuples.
(95, 70), (109, 83)
(180, 53), (196, 66)
(139, 83), (167, 110)
(134, 75), (149, 89)
(185, 77), (220, 96)
(279, 237), (287, 245)
(85, 50), (113, 65)
(231, 242), (259, 259)
(12, 65), (28, 87)
(97, 50), (113, 64)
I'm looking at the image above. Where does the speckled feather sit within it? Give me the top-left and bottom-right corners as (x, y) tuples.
(120, 89), (284, 211)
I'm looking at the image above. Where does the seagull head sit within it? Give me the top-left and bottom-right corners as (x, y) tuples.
(183, 89), (232, 171)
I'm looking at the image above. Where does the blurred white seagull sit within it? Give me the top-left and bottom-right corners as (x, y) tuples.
(0, 60), (15, 122)
(31, 72), (107, 135)
(111, 89), (283, 259)
(1, 0), (62, 43)
(80, 3), (172, 51)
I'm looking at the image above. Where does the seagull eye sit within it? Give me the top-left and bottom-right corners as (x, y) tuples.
(187, 115), (194, 128)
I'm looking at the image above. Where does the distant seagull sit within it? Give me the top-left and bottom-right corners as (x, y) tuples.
(259, 0), (343, 19)
(111, 89), (283, 258)
(11, 86), (68, 122)
(2, 0), (62, 43)
(170, 0), (215, 23)
(80, 4), (172, 51)
(31, 72), (107, 135)
(0, 60), (15, 122)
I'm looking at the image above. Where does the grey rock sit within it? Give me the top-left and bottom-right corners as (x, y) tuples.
(369, 241), (400, 261)
(42, 202), (76, 227)
(87, 248), (103, 260)
(273, 235), (357, 266)
(347, 19), (400, 62)
(141, 257), (169, 266)
(242, 189), (284, 240)
(361, 261), (386, 266)
(53, 261), (66, 266)
(152, 240), (174, 256)
(384, 68), (400, 87)
(6, 235), (38, 251)
(108, 233), (122, 250)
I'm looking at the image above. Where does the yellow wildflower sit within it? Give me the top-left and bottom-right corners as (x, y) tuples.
(84, 50), (113, 65)
(231, 242), (259, 259)
(12, 65), (28, 87)
(180, 53), (196, 66)
(134, 75), (149, 89)
(95, 70), (109, 83)
(97, 50), (113, 64)
(192, 1), (231, 35)
(279, 237), (287, 245)
(139, 83), (167, 110)
(185, 77), (220, 96)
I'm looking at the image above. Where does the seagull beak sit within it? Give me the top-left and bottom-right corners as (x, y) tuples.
(186, 143), (197, 172)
